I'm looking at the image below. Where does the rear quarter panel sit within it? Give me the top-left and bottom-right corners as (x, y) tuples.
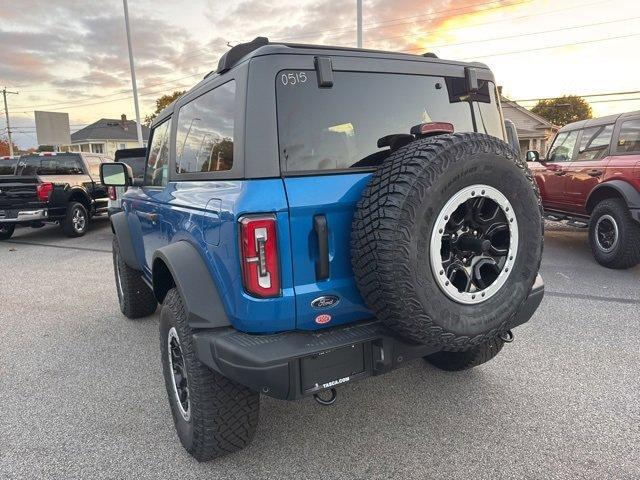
(127, 179), (296, 333)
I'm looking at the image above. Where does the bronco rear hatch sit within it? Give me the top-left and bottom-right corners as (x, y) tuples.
(277, 68), (505, 330)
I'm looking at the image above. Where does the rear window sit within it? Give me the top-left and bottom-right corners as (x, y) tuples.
(0, 159), (18, 175)
(276, 71), (503, 173)
(616, 119), (640, 154)
(15, 154), (84, 176)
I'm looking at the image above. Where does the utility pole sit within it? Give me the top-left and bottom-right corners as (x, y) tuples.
(356, 0), (363, 48)
(2, 88), (18, 157)
(122, 0), (144, 147)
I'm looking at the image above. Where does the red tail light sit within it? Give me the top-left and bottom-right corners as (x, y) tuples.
(107, 186), (117, 200)
(36, 182), (54, 202)
(239, 215), (280, 297)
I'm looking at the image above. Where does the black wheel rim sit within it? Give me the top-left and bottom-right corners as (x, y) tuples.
(167, 327), (190, 421)
(595, 214), (618, 253)
(431, 184), (517, 304)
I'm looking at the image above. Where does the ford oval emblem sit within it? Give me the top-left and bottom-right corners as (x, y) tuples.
(311, 295), (340, 309)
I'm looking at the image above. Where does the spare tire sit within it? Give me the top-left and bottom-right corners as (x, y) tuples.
(351, 132), (543, 350)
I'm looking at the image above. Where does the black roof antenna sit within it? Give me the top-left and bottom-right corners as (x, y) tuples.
(216, 37), (269, 74)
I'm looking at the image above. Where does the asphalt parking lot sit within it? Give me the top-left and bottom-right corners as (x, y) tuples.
(1, 218), (638, 479)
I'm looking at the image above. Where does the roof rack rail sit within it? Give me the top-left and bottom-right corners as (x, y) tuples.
(216, 37), (269, 74)
(422, 52), (438, 58)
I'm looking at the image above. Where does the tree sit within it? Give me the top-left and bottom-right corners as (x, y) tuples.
(144, 90), (185, 125)
(531, 95), (592, 127)
(0, 137), (18, 156)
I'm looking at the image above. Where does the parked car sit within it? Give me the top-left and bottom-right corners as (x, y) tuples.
(0, 152), (111, 240)
(102, 37), (544, 461)
(107, 147), (146, 216)
(527, 111), (640, 268)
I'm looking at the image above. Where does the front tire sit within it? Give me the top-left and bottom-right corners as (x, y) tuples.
(0, 224), (15, 240)
(112, 236), (157, 318)
(160, 288), (260, 461)
(425, 337), (505, 371)
(62, 202), (89, 237)
(588, 198), (640, 269)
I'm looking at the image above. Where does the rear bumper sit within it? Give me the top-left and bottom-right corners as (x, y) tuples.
(195, 274), (544, 400)
(0, 208), (48, 223)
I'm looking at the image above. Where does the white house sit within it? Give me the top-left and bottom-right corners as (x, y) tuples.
(69, 115), (149, 158)
(500, 95), (559, 156)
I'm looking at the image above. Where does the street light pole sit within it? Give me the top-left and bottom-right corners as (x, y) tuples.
(356, 0), (363, 48)
(122, 0), (144, 147)
(2, 88), (18, 157)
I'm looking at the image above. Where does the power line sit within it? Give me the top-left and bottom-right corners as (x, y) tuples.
(512, 91), (640, 102)
(10, 73), (199, 111)
(454, 32), (640, 60)
(401, 16), (640, 52)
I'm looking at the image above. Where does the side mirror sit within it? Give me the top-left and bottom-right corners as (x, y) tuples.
(526, 150), (540, 162)
(100, 162), (132, 187)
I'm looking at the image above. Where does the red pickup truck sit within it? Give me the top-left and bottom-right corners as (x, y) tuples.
(527, 111), (640, 269)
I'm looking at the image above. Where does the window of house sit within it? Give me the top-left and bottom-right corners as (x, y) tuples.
(547, 130), (579, 162)
(576, 124), (613, 161)
(145, 119), (171, 187)
(91, 143), (104, 154)
(175, 81), (235, 174)
(119, 143), (126, 150)
(616, 119), (640, 153)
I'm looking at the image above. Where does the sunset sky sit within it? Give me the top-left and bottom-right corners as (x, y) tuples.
(1, 0), (639, 148)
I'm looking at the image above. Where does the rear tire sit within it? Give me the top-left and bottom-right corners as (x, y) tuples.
(160, 288), (260, 461)
(588, 198), (640, 269)
(425, 337), (504, 371)
(62, 202), (89, 237)
(112, 236), (157, 319)
(0, 224), (15, 240)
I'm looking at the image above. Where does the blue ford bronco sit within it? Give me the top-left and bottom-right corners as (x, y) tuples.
(101, 37), (545, 461)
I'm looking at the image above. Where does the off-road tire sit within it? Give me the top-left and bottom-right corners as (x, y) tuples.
(588, 198), (640, 269)
(160, 288), (260, 461)
(112, 236), (157, 318)
(62, 202), (89, 237)
(0, 223), (15, 240)
(351, 133), (543, 350)
(424, 337), (504, 371)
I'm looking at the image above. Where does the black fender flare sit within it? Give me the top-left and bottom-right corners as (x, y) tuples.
(66, 186), (93, 208)
(152, 241), (230, 330)
(110, 211), (143, 270)
(587, 180), (640, 213)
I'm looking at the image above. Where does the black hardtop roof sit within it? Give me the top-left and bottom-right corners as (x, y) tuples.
(152, 37), (492, 126)
(212, 36), (489, 75)
(559, 110), (640, 132)
(152, 37), (489, 126)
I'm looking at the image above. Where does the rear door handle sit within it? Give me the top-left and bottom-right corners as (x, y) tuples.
(313, 214), (329, 281)
(587, 170), (603, 177)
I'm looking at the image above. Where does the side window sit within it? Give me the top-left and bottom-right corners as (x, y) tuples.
(576, 124), (614, 161)
(547, 130), (578, 162)
(175, 80), (235, 174)
(616, 119), (640, 154)
(145, 119), (172, 187)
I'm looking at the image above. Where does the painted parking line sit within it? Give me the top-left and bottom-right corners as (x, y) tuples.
(3, 240), (111, 254)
